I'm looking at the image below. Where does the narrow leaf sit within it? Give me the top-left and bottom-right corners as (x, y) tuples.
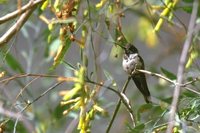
(160, 67), (176, 80)
(51, 38), (71, 69)
(5, 53), (24, 73)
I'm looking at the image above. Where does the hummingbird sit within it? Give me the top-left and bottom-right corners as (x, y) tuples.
(122, 44), (151, 103)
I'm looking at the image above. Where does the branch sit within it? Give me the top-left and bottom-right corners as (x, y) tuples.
(13, 81), (63, 133)
(166, 0), (199, 132)
(106, 77), (131, 133)
(2, 72), (199, 95)
(14, 77), (39, 105)
(0, 73), (76, 84)
(18, 81), (64, 113)
(137, 69), (175, 84)
(120, 92), (136, 126)
(86, 79), (136, 126)
(0, 0), (45, 24)
(137, 69), (200, 95)
(0, 0), (45, 47)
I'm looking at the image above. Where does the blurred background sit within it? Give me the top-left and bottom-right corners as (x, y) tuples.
(0, 0), (200, 133)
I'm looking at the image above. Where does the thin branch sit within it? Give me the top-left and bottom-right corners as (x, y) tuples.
(0, 67), (25, 87)
(1, 72), (199, 95)
(13, 81), (63, 133)
(19, 81), (64, 113)
(86, 79), (136, 126)
(182, 77), (200, 86)
(106, 77), (131, 133)
(0, 10), (34, 47)
(0, 0), (45, 24)
(14, 77), (39, 104)
(86, 80), (120, 95)
(137, 69), (200, 95)
(120, 92), (136, 126)
(137, 69), (175, 84)
(183, 86), (200, 96)
(0, 73), (74, 84)
(151, 109), (168, 132)
(166, 0), (199, 132)
(0, 0), (45, 47)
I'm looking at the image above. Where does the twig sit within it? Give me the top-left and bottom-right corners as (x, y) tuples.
(151, 109), (168, 132)
(86, 80), (120, 96)
(14, 77), (39, 104)
(86, 79), (136, 127)
(0, 0), (45, 24)
(183, 86), (200, 95)
(166, 0), (199, 132)
(0, 9), (34, 47)
(120, 92), (136, 126)
(0, 0), (45, 47)
(182, 77), (199, 86)
(0, 73), (73, 84)
(2, 72), (199, 95)
(137, 69), (200, 95)
(20, 81), (64, 113)
(137, 69), (175, 84)
(106, 77), (131, 133)
(13, 81), (63, 133)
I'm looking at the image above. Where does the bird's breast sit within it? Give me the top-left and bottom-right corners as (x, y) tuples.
(122, 53), (142, 75)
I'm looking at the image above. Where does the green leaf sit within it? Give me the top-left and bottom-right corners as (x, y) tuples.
(182, 6), (193, 14)
(53, 104), (70, 120)
(51, 38), (71, 69)
(137, 103), (153, 121)
(138, 104), (153, 113)
(5, 53), (24, 73)
(6, 120), (28, 133)
(182, 91), (198, 97)
(109, 45), (123, 62)
(115, 27), (127, 46)
(160, 67), (176, 80)
(181, 5), (200, 16)
(49, 38), (60, 58)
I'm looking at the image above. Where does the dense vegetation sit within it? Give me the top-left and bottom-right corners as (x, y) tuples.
(0, 0), (200, 132)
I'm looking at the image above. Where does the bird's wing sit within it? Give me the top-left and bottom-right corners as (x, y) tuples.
(132, 55), (151, 103)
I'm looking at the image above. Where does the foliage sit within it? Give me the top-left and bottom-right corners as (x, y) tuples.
(0, 0), (200, 133)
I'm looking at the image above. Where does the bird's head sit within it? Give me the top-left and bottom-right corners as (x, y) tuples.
(125, 44), (138, 55)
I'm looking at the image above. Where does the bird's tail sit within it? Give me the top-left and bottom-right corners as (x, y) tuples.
(132, 75), (151, 103)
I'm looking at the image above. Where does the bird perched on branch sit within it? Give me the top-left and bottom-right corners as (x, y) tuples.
(122, 44), (151, 103)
